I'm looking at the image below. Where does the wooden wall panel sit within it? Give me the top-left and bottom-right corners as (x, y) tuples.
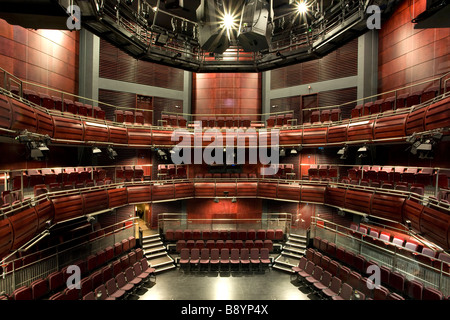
(270, 38), (358, 90)
(193, 73), (261, 120)
(99, 39), (184, 91)
(186, 198), (262, 222)
(0, 19), (79, 94)
(378, 0), (450, 94)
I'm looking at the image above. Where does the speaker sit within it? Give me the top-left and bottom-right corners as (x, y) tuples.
(238, 0), (272, 52)
(196, 0), (229, 54)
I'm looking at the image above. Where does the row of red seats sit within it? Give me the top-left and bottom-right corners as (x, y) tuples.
(10, 166), (150, 191)
(32, 179), (115, 197)
(161, 114), (187, 127)
(165, 228), (284, 241)
(10, 167), (107, 190)
(157, 164), (187, 180)
(175, 239), (274, 253)
(261, 164), (296, 179)
(114, 110), (146, 125)
(7, 236), (136, 300)
(194, 173), (257, 179)
(196, 117), (253, 129)
(266, 113), (295, 127)
(179, 247), (271, 272)
(307, 165), (339, 180)
(341, 177), (422, 191)
(347, 166), (448, 188)
(13, 88), (106, 119)
(351, 86), (444, 119)
(309, 237), (447, 300)
(347, 223), (450, 270)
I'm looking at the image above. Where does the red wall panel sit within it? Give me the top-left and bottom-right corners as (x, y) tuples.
(186, 198), (262, 222)
(378, 0), (450, 94)
(0, 19), (79, 94)
(193, 73), (262, 121)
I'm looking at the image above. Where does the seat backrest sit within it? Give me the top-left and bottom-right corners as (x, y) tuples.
(201, 248), (209, 259)
(105, 278), (117, 295)
(221, 248), (230, 260)
(231, 248), (239, 259)
(305, 261), (315, 274)
(190, 248), (200, 259)
(260, 248), (269, 259)
(340, 283), (353, 300)
(312, 266), (323, 280)
(115, 272), (127, 287)
(330, 276), (342, 293)
(210, 248), (219, 259)
(320, 271), (332, 286)
(240, 248), (249, 259)
(250, 248), (259, 259)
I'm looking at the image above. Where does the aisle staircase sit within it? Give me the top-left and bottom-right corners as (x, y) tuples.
(142, 233), (176, 273)
(273, 233), (308, 273)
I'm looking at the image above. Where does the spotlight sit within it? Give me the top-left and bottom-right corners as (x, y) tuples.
(213, 197), (219, 203)
(357, 145), (368, 158)
(405, 220), (412, 230)
(231, 197), (237, 203)
(416, 139), (433, 151)
(357, 146), (368, 152)
(290, 148), (298, 155)
(107, 146), (118, 160)
(337, 146), (348, 160)
(238, 0), (273, 52)
(92, 147), (101, 154)
(196, 0), (230, 54)
(337, 146), (347, 155)
(280, 148), (286, 157)
(296, 1), (308, 14)
(38, 142), (49, 151)
(30, 147), (44, 160)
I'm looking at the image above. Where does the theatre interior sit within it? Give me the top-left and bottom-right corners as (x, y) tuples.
(0, 0), (448, 301)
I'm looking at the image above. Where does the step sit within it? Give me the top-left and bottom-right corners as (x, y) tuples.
(147, 255), (176, 273)
(143, 245), (166, 254)
(283, 247), (305, 258)
(273, 264), (295, 273)
(284, 241), (307, 249)
(142, 233), (161, 240)
(154, 264), (176, 273)
(145, 251), (167, 259)
(143, 241), (164, 249)
(274, 254), (300, 268)
(288, 234), (307, 242)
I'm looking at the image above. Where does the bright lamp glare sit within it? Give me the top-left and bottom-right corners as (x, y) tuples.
(223, 13), (234, 30)
(297, 1), (308, 14)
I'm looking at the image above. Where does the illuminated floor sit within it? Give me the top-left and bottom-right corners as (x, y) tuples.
(137, 268), (316, 300)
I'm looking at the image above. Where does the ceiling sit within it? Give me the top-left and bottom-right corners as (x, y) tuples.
(0, 0), (415, 72)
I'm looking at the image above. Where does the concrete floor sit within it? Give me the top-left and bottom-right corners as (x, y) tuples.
(136, 267), (318, 301)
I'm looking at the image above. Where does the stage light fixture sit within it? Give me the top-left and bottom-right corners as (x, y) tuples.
(107, 146), (118, 160)
(231, 197), (237, 203)
(337, 146), (348, 159)
(290, 148), (298, 155)
(238, 0), (273, 52)
(196, 0), (230, 54)
(214, 197), (219, 203)
(92, 147), (101, 154)
(296, 1), (308, 14)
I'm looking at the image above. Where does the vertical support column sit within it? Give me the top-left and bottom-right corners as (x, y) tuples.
(183, 71), (192, 121)
(357, 30), (379, 103)
(79, 29), (100, 104)
(261, 71), (272, 123)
